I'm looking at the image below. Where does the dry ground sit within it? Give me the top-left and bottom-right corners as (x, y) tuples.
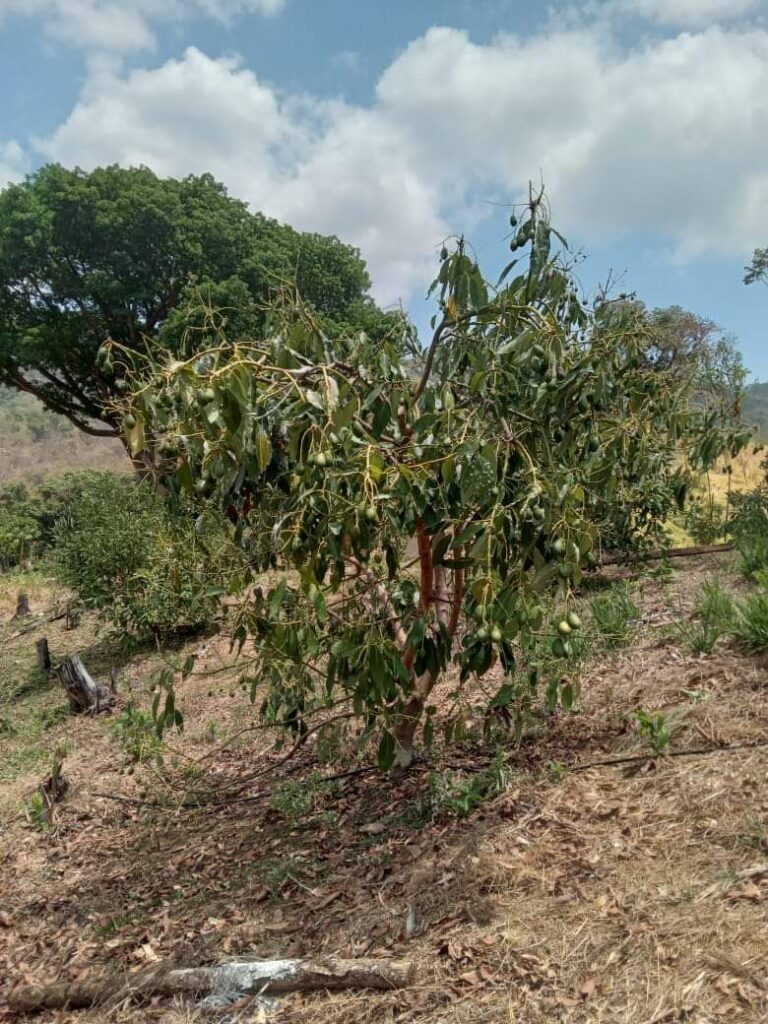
(1, 554), (768, 1024)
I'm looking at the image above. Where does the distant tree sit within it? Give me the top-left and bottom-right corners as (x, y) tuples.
(0, 164), (396, 446)
(745, 248), (768, 287)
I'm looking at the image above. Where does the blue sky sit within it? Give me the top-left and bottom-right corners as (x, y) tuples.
(1, 0), (767, 374)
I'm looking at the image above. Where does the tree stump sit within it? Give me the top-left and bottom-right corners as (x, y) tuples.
(36, 638), (51, 675)
(56, 655), (114, 715)
(12, 592), (30, 619)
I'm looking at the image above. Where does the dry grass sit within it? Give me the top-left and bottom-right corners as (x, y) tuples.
(2, 555), (768, 1023)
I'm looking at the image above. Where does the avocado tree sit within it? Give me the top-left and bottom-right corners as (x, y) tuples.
(0, 164), (396, 446)
(115, 192), (740, 768)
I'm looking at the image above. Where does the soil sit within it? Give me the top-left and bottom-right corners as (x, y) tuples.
(1, 552), (768, 1023)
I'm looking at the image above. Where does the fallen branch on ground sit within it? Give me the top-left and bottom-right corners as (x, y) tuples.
(8, 957), (417, 1012)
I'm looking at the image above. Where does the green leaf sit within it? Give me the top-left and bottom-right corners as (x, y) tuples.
(256, 429), (272, 472)
(377, 731), (396, 772)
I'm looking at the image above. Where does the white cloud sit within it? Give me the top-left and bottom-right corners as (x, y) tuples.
(30, 23), (768, 305)
(617, 0), (762, 28)
(0, 0), (286, 52)
(329, 50), (364, 74)
(0, 141), (27, 186)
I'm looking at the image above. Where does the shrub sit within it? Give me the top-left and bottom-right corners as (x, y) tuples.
(683, 495), (726, 545)
(730, 489), (768, 577)
(53, 474), (237, 637)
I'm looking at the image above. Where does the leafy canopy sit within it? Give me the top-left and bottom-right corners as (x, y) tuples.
(116, 191), (744, 767)
(0, 164), (395, 437)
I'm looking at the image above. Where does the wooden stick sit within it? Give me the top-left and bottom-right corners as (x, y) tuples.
(8, 957), (417, 1012)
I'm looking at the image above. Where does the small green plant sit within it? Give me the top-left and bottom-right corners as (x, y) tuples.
(591, 587), (640, 648)
(0, 714), (17, 736)
(24, 790), (50, 831)
(545, 760), (567, 784)
(37, 705), (71, 731)
(110, 706), (162, 763)
(683, 688), (710, 704)
(695, 579), (736, 626)
(486, 748), (514, 797)
(678, 580), (736, 654)
(429, 772), (487, 819)
(736, 817), (767, 852)
(270, 776), (318, 821)
(733, 590), (768, 653)
(634, 709), (672, 756)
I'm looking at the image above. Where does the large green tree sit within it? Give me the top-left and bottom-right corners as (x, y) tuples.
(0, 164), (393, 439)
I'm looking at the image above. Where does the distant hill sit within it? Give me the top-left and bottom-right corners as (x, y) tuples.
(743, 382), (768, 439)
(0, 388), (127, 484)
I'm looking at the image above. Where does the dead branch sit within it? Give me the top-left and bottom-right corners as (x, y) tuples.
(8, 957), (416, 1012)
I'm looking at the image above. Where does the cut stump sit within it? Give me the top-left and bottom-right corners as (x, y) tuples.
(56, 655), (114, 715)
(36, 637), (51, 675)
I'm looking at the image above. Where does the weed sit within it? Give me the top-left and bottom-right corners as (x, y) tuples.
(0, 714), (17, 736)
(23, 791), (50, 831)
(676, 580), (736, 654)
(591, 587), (640, 648)
(737, 536), (768, 578)
(736, 817), (768, 852)
(270, 775), (319, 821)
(486, 748), (515, 796)
(683, 688), (710, 704)
(110, 705), (162, 763)
(634, 709), (672, 756)
(733, 590), (768, 653)
(36, 704), (70, 731)
(545, 760), (567, 784)
(695, 580), (736, 628)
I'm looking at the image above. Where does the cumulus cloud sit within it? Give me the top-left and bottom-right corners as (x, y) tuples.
(0, 0), (285, 52)
(30, 23), (768, 304)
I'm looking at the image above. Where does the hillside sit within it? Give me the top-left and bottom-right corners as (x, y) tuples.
(2, 553), (768, 1022)
(0, 388), (127, 484)
(742, 382), (768, 439)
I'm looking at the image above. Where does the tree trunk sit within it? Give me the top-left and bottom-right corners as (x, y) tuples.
(12, 592), (30, 619)
(8, 957), (417, 1012)
(36, 638), (51, 675)
(393, 692), (428, 769)
(56, 655), (114, 715)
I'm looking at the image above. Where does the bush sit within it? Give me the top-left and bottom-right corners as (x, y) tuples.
(730, 489), (768, 577)
(683, 495), (726, 545)
(0, 473), (113, 569)
(53, 474), (237, 637)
